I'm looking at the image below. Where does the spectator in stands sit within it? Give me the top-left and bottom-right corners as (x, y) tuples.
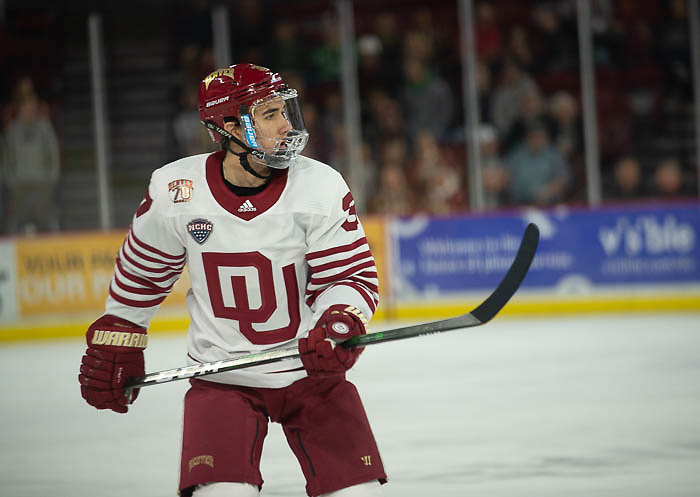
(410, 131), (466, 214)
(298, 101), (324, 162)
(475, 1), (503, 64)
(357, 34), (387, 95)
(230, 0), (266, 63)
(172, 85), (218, 158)
(505, 25), (534, 72)
(399, 56), (454, 140)
(363, 89), (405, 155)
(491, 58), (538, 138)
(548, 91), (583, 165)
(657, 0), (692, 100)
(309, 15), (341, 86)
(3, 76), (50, 128)
(2, 85), (60, 234)
(409, 7), (454, 74)
(604, 155), (646, 201)
(476, 61), (493, 125)
(506, 120), (570, 206)
(368, 163), (415, 216)
(266, 20), (307, 76)
(502, 88), (548, 153)
(530, 2), (579, 73)
(651, 157), (692, 199)
(372, 11), (403, 86)
(402, 29), (434, 65)
(478, 125), (509, 209)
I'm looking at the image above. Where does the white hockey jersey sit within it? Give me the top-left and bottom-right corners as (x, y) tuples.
(105, 151), (379, 388)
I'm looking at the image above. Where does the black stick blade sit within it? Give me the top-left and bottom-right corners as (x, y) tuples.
(470, 222), (539, 323)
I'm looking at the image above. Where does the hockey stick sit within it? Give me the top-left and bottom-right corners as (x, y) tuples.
(124, 223), (539, 395)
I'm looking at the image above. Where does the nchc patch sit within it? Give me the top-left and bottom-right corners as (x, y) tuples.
(187, 218), (213, 244)
(168, 179), (194, 203)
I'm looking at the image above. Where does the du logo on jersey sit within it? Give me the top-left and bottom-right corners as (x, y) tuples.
(187, 219), (213, 244)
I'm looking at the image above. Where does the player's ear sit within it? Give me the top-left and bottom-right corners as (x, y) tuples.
(223, 120), (240, 138)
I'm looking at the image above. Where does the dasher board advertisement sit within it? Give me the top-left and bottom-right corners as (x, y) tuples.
(392, 204), (700, 299)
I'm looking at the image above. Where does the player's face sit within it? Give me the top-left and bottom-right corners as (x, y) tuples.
(252, 97), (293, 150)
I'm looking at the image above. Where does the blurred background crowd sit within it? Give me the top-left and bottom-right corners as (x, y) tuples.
(0, 0), (698, 235)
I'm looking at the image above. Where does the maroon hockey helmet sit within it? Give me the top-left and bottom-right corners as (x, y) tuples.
(198, 64), (308, 169)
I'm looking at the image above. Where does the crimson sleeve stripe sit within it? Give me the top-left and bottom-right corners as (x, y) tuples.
(331, 281), (377, 312)
(116, 258), (177, 291)
(130, 229), (186, 261)
(309, 260), (376, 286)
(348, 275), (379, 293)
(126, 234), (186, 268)
(306, 237), (368, 261)
(109, 286), (166, 308)
(120, 247), (184, 274)
(304, 282), (376, 313)
(310, 250), (373, 274)
(306, 276), (378, 296)
(305, 288), (323, 308)
(113, 272), (171, 296)
(357, 270), (378, 278)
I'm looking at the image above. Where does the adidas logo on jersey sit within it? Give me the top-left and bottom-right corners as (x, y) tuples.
(238, 200), (257, 212)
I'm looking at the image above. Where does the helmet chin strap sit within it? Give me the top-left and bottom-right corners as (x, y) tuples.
(202, 120), (271, 181)
(221, 138), (271, 180)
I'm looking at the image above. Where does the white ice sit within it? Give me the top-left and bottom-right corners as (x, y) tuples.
(1, 313), (699, 497)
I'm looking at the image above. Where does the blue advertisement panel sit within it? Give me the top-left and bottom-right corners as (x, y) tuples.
(392, 204), (700, 299)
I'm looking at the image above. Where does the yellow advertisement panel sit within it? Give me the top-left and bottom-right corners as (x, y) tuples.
(15, 231), (190, 317)
(361, 215), (390, 314)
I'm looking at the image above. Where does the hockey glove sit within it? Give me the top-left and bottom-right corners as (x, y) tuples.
(299, 305), (367, 376)
(78, 315), (147, 414)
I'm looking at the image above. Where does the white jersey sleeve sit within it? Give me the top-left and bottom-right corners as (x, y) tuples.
(104, 173), (187, 327)
(304, 176), (379, 325)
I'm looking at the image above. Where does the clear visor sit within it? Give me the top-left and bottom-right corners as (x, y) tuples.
(242, 88), (309, 169)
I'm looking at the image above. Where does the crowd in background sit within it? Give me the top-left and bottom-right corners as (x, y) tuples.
(0, 0), (698, 235)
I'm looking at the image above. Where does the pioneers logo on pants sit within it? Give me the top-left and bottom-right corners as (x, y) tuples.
(188, 455), (214, 472)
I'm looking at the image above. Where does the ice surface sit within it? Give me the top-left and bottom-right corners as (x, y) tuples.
(1, 313), (699, 496)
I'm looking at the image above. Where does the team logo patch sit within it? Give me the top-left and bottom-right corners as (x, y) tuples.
(168, 179), (193, 203)
(187, 219), (213, 244)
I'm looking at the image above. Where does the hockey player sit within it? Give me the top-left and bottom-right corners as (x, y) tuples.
(78, 64), (386, 497)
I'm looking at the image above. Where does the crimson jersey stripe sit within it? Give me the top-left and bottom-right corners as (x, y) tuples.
(117, 252), (184, 283)
(120, 247), (184, 274)
(113, 272), (171, 297)
(347, 275), (379, 293)
(305, 281), (377, 312)
(130, 229), (186, 261)
(126, 233), (186, 268)
(310, 250), (372, 274)
(109, 286), (167, 308)
(357, 270), (378, 279)
(306, 237), (368, 261)
(116, 258), (179, 291)
(309, 260), (376, 286)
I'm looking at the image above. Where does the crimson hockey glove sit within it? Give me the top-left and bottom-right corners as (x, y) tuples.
(299, 305), (368, 376)
(78, 315), (147, 414)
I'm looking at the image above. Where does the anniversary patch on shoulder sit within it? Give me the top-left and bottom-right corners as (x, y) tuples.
(168, 179), (193, 203)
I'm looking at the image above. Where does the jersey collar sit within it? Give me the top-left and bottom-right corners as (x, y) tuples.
(205, 150), (288, 220)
